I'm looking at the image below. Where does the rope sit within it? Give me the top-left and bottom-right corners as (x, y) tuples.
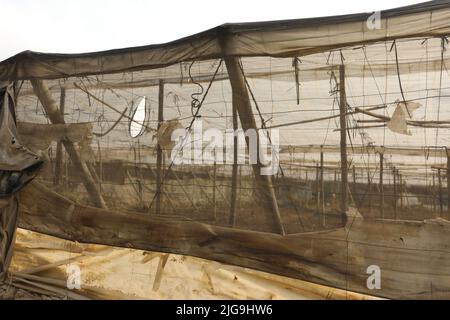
(93, 107), (128, 137)
(393, 41), (412, 118)
(189, 60), (204, 118)
(147, 59), (223, 211)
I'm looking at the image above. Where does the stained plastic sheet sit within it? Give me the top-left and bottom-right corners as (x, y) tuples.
(1, 1), (450, 300)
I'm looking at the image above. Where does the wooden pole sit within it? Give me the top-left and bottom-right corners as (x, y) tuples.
(438, 168), (443, 216)
(367, 169), (372, 213)
(206, 169), (231, 207)
(132, 143), (143, 207)
(229, 98), (238, 227)
(65, 151), (69, 190)
(339, 64), (348, 223)
(53, 86), (65, 186)
(433, 174), (436, 214)
(320, 151), (325, 226)
(334, 169), (337, 194)
(379, 153), (384, 219)
(138, 140), (144, 205)
(316, 163), (320, 213)
(31, 79), (107, 208)
(320, 151), (324, 209)
(213, 158), (217, 221)
(97, 139), (102, 193)
(393, 167), (397, 220)
(155, 80), (164, 214)
(399, 171), (403, 209)
(147, 165), (177, 212)
(447, 149), (450, 220)
(352, 165), (356, 205)
(191, 171), (214, 207)
(239, 165), (243, 210)
(223, 56), (284, 235)
(267, 105), (386, 130)
(152, 254), (169, 292)
(290, 149), (293, 176)
(169, 167), (197, 210)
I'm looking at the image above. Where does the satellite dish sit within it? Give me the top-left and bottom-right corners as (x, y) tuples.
(129, 96), (147, 138)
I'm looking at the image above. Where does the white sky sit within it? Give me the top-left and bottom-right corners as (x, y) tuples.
(0, 0), (422, 61)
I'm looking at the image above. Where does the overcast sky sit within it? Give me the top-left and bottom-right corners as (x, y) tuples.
(0, 0), (422, 61)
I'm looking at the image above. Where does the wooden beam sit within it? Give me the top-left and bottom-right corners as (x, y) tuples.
(53, 86), (65, 186)
(152, 254), (169, 291)
(320, 150), (325, 226)
(367, 169), (372, 214)
(316, 163), (320, 213)
(352, 165), (357, 205)
(339, 65), (348, 222)
(393, 167), (397, 220)
(224, 56), (284, 235)
(229, 98), (238, 227)
(155, 80), (164, 215)
(267, 105), (385, 129)
(433, 174), (437, 214)
(379, 153), (384, 219)
(447, 149), (450, 220)
(213, 157), (217, 221)
(206, 169), (231, 207)
(399, 172), (403, 210)
(354, 108), (390, 121)
(279, 145), (448, 158)
(31, 79), (107, 209)
(358, 119), (450, 125)
(355, 107), (450, 129)
(438, 168), (443, 216)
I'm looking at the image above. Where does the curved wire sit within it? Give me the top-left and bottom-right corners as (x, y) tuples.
(188, 61), (204, 117)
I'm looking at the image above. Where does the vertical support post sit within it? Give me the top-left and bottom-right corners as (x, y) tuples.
(239, 165), (242, 209)
(367, 169), (372, 213)
(65, 151), (69, 190)
(339, 65), (348, 223)
(352, 165), (356, 205)
(320, 150), (325, 225)
(223, 55), (284, 235)
(53, 86), (65, 186)
(229, 99), (238, 227)
(433, 173), (436, 214)
(289, 149), (293, 176)
(134, 141), (143, 206)
(156, 80), (164, 214)
(447, 149), (450, 220)
(213, 156), (217, 221)
(334, 169), (337, 194)
(399, 171), (403, 209)
(97, 139), (103, 193)
(31, 79), (107, 209)
(379, 153), (384, 219)
(438, 168), (443, 216)
(393, 167), (397, 220)
(315, 163), (320, 212)
(320, 151), (324, 208)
